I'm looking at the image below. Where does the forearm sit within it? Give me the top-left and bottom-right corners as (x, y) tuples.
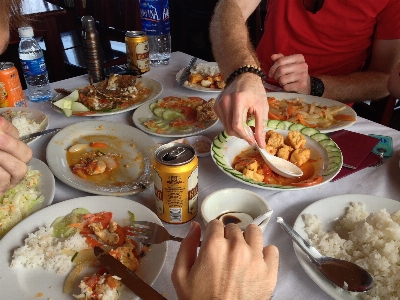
(388, 64), (400, 99)
(210, 0), (260, 79)
(318, 71), (390, 103)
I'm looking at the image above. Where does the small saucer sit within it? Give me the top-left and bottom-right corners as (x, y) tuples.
(169, 135), (212, 157)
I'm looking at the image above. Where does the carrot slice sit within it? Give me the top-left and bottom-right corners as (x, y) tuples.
(333, 114), (356, 121)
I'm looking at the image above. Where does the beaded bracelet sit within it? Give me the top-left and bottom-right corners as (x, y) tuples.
(225, 65), (267, 86)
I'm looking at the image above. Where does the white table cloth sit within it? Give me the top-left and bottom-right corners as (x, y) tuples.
(25, 51), (400, 300)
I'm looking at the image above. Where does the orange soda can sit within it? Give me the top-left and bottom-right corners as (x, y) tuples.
(0, 62), (26, 108)
(125, 31), (150, 74)
(153, 143), (198, 224)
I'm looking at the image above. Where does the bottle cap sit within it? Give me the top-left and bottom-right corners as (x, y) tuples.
(18, 27), (34, 38)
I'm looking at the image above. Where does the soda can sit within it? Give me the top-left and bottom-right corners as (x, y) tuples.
(0, 62), (26, 108)
(153, 143), (199, 224)
(125, 31), (150, 75)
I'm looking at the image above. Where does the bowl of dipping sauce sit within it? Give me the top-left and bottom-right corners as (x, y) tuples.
(201, 188), (272, 232)
(169, 135), (212, 157)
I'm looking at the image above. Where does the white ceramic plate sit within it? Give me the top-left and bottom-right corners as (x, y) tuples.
(46, 120), (158, 196)
(0, 107), (48, 144)
(132, 98), (219, 138)
(0, 196), (167, 300)
(211, 120), (342, 190)
(267, 92), (357, 133)
(168, 135), (212, 157)
(293, 194), (400, 300)
(176, 62), (223, 93)
(1, 157), (55, 239)
(51, 77), (163, 116)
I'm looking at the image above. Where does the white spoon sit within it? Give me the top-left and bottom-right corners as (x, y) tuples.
(244, 125), (303, 178)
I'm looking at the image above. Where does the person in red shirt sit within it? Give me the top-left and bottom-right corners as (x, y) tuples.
(210, 0), (400, 147)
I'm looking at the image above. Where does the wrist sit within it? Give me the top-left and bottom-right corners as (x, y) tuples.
(310, 76), (324, 97)
(226, 65), (266, 86)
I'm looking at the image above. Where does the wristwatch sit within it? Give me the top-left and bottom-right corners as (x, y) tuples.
(310, 76), (324, 97)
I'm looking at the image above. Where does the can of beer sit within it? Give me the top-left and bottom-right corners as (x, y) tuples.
(0, 62), (26, 108)
(153, 143), (199, 224)
(125, 31), (150, 74)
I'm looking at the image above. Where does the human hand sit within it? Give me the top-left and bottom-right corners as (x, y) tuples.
(214, 73), (268, 147)
(172, 220), (279, 300)
(269, 53), (311, 94)
(0, 117), (32, 196)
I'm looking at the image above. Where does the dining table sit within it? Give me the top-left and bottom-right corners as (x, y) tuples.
(21, 51), (400, 300)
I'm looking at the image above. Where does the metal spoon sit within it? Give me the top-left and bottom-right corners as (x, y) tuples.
(277, 217), (374, 292)
(244, 125), (303, 178)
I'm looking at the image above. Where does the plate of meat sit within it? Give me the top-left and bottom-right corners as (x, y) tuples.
(51, 74), (163, 117)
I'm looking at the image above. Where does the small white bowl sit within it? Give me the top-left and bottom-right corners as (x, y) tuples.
(169, 135), (212, 157)
(201, 188), (272, 232)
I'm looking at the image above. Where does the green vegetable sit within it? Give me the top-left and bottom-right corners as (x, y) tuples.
(128, 211), (135, 225)
(53, 90), (89, 118)
(51, 207), (91, 238)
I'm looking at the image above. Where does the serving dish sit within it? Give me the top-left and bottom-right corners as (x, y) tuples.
(267, 92), (357, 133)
(211, 120), (342, 190)
(51, 77), (163, 116)
(0, 107), (48, 145)
(176, 62), (223, 93)
(46, 120), (157, 196)
(293, 194), (400, 300)
(0, 196), (167, 300)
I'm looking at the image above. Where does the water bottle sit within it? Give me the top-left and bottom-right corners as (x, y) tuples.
(17, 27), (52, 102)
(139, 0), (171, 66)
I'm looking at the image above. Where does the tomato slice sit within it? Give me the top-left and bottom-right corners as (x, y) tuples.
(80, 212), (113, 234)
(291, 175), (323, 187)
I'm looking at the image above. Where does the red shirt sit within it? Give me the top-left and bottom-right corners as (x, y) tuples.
(256, 0), (400, 86)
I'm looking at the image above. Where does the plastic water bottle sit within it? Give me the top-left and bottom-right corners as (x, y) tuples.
(139, 0), (171, 66)
(18, 27), (52, 102)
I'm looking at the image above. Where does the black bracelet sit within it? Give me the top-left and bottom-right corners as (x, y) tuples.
(225, 65), (266, 86)
(310, 76), (325, 97)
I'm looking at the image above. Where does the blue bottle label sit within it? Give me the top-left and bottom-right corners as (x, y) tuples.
(139, 0), (170, 36)
(20, 56), (47, 76)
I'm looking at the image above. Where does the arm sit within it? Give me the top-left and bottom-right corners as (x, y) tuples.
(210, 0), (268, 147)
(388, 63), (400, 99)
(269, 39), (400, 103)
(0, 117), (32, 196)
(171, 220), (279, 300)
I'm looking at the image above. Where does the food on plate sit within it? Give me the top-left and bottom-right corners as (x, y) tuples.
(303, 202), (400, 299)
(53, 74), (152, 117)
(10, 208), (149, 299)
(185, 63), (225, 90)
(0, 109), (45, 136)
(233, 130), (322, 187)
(66, 135), (145, 186)
(139, 96), (218, 134)
(0, 166), (44, 238)
(267, 96), (356, 128)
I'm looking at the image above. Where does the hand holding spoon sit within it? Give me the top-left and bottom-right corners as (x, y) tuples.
(277, 217), (374, 292)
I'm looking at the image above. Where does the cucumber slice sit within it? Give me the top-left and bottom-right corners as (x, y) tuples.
(153, 107), (166, 118)
(301, 127), (320, 137)
(138, 117), (150, 123)
(282, 121), (293, 130)
(71, 102), (90, 112)
(267, 120), (282, 129)
(162, 109), (185, 121)
(63, 108), (73, 118)
(149, 102), (157, 111)
(311, 133), (330, 142)
(51, 208), (90, 238)
(288, 123), (306, 132)
(319, 139), (336, 148)
(325, 145), (341, 153)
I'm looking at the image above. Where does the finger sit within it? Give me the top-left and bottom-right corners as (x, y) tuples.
(224, 223), (244, 242)
(0, 151), (28, 192)
(269, 53), (285, 78)
(0, 165), (12, 194)
(270, 53), (284, 62)
(231, 104), (254, 145)
(172, 221), (202, 283)
(253, 102), (266, 147)
(263, 244), (280, 285)
(243, 224), (264, 251)
(0, 117), (20, 139)
(0, 132), (32, 163)
(202, 219), (225, 244)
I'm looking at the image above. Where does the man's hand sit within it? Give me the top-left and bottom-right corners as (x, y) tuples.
(0, 117), (32, 196)
(172, 220), (279, 300)
(214, 73), (269, 147)
(269, 53), (311, 94)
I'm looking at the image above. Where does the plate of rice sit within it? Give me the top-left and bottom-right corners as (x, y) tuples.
(0, 196), (167, 300)
(0, 107), (48, 144)
(176, 62), (225, 92)
(0, 157), (55, 238)
(293, 194), (400, 299)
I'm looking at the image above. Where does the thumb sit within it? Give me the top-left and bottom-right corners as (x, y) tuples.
(171, 222), (201, 284)
(271, 53), (284, 62)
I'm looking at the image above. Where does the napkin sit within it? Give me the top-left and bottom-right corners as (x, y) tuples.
(329, 130), (380, 169)
(332, 152), (381, 181)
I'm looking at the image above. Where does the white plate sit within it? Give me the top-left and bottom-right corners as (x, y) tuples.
(293, 194), (400, 300)
(132, 98), (219, 138)
(176, 62), (223, 93)
(51, 77), (163, 116)
(46, 120), (158, 196)
(267, 92), (357, 133)
(0, 107), (48, 145)
(211, 121), (342, 190)
(0, 157), (55, 238)
(0, 196), (167, 300)
(168, 135), (212, 157)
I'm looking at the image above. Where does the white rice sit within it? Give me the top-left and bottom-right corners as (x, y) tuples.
(10, 225), (88, 273)
(0, 110), (42, 137)
(303, 202), (400, 299)
(191, 63), (220, 76)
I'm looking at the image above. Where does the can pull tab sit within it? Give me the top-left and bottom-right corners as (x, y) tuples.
(163, 146), (186, 161)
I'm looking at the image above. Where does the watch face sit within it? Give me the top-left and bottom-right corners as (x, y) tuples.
(311, 76), (324, 97)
